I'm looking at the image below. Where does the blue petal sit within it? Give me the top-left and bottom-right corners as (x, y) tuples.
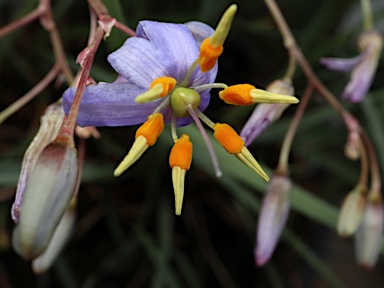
(136, 21), (201, 82)
(185, 21), (214, 46)
(63, 83), (156, 127)
(62, 83), (211, 127)
(107, 37), (169, 88)
(320, 56), (361, 72)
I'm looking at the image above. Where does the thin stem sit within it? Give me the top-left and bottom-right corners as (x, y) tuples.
(59, 27), (104, 137)
(361, 131), (381, 195)
(40, 0), (74, 84)
(360, 0), (373, 30)
(358, 139), (369, 187)
(114, 20), (136, 37)
(180, 59), (199, 87)
(0, 7), (43, 38)
(187, 106), (222, 178)
(264, 0), (348, 117)
(191, 83), (228, 92)
(277, 84), (313, 174)
(283, 49), (296, 80)
(171, 114), (178, 142)
(195, 109), (215, 129)
(0, 64), (60, 124)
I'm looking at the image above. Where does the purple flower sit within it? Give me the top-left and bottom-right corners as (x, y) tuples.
(255, 175), (292, 266)
(320, 30), (382, 103)
(62, 20), (217, 127)
(62, 6), (298, 215)
(240, 79), (295, 146)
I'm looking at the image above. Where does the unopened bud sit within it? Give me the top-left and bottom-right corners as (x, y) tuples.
(12, 137), (79, 259)
(32, 201), (76, 274)
(240, 79), (295, 146)
(255, 175), (292, 266)
(355, 197), (384, 269)
(337, 185), (367, 236)
(12, 102), (65, 223)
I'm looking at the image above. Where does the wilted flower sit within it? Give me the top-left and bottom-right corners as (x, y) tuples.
(240, 79), (295, 146)
(11, 102), (65, 223)
(12, 136), (79, 259)
(337, 184), (367, 236)
(63, 5), (298, 215)
(321, 30), (382, 103)
(255, 174), (292, 266)
(355, 195), (384, 269)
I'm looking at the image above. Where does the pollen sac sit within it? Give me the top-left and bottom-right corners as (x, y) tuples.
(169, 134), (193, 215)
(135, 77), (177, 103)
(199, 38), (224, 73)
(170, 87), (201, 118)
(213, 123), (269, 181)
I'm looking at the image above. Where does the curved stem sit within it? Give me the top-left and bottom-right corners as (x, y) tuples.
(0, 7), (43, 38)
(360, 0), (373, 30)
(361, 131), (381, 195)
(0, 64), (60, 124)
(114, 21), (136, 37)
(59, 27), (104, 137)
(358, 139), (369, 187)
(277, 84), (312, 174)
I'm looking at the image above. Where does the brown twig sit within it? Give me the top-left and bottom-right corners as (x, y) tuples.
(0, 6), (43, 38)
(0, 64), (61, 124)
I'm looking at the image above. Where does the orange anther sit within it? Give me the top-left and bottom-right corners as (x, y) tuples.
(136, 113), (164, 146)
(199, 38), (223, 73)
(214, 123), (244, 154)
(218, 84), (255, 105)
(169, 134), (193, 170)
(149, 77), (177, 97)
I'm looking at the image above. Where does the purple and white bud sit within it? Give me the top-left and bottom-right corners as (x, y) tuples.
(321, 30), (382, 103)
(255, 175), (292, 266)
(12, 137), (79, 259)
(337, 184), (367, 236)
(32, 201), (76, 274)
(241, 79), (295, 146)
(11, 102), (65, 223)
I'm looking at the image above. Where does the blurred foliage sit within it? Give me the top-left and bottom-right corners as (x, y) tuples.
(1, 0), (384, 287)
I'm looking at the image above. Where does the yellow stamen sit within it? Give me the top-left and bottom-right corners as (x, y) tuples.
(114, 113), (164, 176)
(199, 4), (237, 73)
(213, 123), (269, 182)
(135, 77), (177, 103)
(210, 4), (237, 48)
(219, 84), (299, 106)
(249, 88), (299, 104)
(169, 134), (193, 215)
(236, 147), (269, 182)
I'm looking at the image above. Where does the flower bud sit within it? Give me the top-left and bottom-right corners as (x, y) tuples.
(12, 137), (79, 259)
(337, 185), (367, 236)
(12, 102), (65, 223)
(240, 79), (295, 146)
(355, 197), (384, 269)
(255, 175), (292, 266)
(32, 202), (76, 274)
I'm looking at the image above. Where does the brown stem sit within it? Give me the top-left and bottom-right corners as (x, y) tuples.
(87, 0), (109, 16)
(114, 20), (136, 37)
(361, 131), (381, 195)
(0, 7), (43, 38)
(0, 64), (61, 124)
(59, 27), (104, 137)
(39, 0), (74, 84)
